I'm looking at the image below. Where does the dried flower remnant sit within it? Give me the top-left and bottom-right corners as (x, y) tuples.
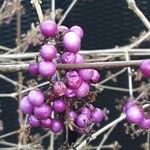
(0, 0), (23, 24)
(21, 24), (44, 47)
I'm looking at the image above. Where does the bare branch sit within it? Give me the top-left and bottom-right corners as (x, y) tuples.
(31, 0), (43, 22)
(58, 0), (78, 25)
(127, 0), (150, 30)
(0, 60), (142, 73)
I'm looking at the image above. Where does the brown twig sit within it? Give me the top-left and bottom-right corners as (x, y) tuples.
(0, 60), (143, 73)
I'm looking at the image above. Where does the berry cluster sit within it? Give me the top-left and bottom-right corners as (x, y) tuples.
(20, 20), (104, 133)
(20, 90), (63, 133)
(123, 59), (150, 130)
(70, 104), (104, 133)
(124, 100), (150, 130)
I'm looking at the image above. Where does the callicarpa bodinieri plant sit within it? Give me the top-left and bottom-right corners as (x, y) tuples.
(0, 0), (150, 150)
(21, 20), (105, 134)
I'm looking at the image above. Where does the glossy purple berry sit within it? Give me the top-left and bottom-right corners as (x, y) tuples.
(140, 59), (150, 78)
(53, 99), (65, 113)
(28, 115), (40, 127)
(80, 107), (91, 119)
(68, 110), (78, 121)
(28, 63), (39, 76)
(70, 25), (84, 39)
(65, 88), (75, 98)
(75, 114), (89, 128)
(41, 118), (52, 128)
(40, 44), (57, 61)
(91, 70), (100, 84)
(92, 108), (104, 123)
(63, 32), (81, 53)
(66, 71), (82, 89)
(138, 117), (150, 129)
(28, 90), (44, 106)
(61, 52), (76, 64)
(38, 61), (56, 78)
(34, 104), (52, 119)
(40, 20), (58, 37)
(58, 25), (69, 33)
(126, 106), (144, 124)
(20, 96), (33, 114)
(75, 81), (90, 98)
(75, 54), (85, 64)
(50, 119), (63, 133)
(78, 69), (94, 81)
(53, 81), (66, 97)
(123, 100), (136, 112)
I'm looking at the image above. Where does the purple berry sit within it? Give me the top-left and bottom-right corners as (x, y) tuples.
(58, 25), (69, 33)
(75, 114), (89, 128)
(65, 88), (75, 98)
(126, 106), (144, 124)
(34, 104), (52, 119)
(123, 100), (136, 112)
(20, 96), (33, 114)
(38, 61), (56, 78)
(61, 52), (76, 64)
(75, 54), (85, 64)
(66, 71), (82, 89)
(50, 119), (63, 133)
(53, 81), (66, 97)
(140, 59), (150, 78)
(40, 20), (58, 37)
(70, 25), (84, 39)
(91, 70), (100, 84)
(78, 69), (94, 81)
(28, 115), (40, 127)
(68, 110), (78, 121)
(28, 63), (39, 76)
(53, 99), (65, 113)
(63, 32), (81, 53)
(75, 81), (90, 98)
(41, 118), (52, 128)
(28, 90), (44, 106)
(92, 108), (104, 123)
(80, 107), (91, 119)
(40, 44), (57, 61)
(138, 117), (150, 129)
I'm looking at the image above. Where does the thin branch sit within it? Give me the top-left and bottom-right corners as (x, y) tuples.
(76, 90), (149, 149)
(147, 131), (150, 150)
(73, 124), (94, 147)
(124, 50), (133, 98)
(0, 45), (14, 51)
(31, 0), (43, 22)
(0, 74), (27, 89)
(96, 125), (117, 150)
(0, 81), (49, 98)
(51, 0), (55, 21)
(76, 103), (150, 150)
(99, 68), (126, 85)
(0, 130), (20, 139)
(0, 141), (17, 147)
(58, 0), (78, 25)
(128, 31), (150, 48)
(76, 114), (126, 150)
(0, 49), (149, 60)
(127, 0), (150, 30)
(0, 60), (143, 73)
